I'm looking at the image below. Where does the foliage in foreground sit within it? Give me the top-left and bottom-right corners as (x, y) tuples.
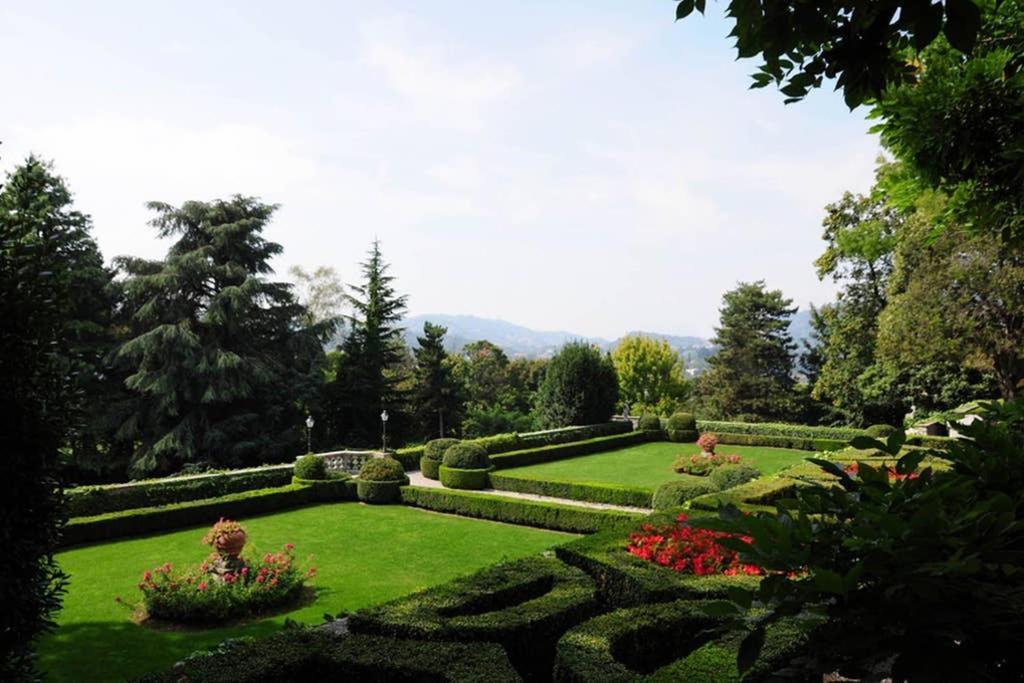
(704, 398), (1024, 680)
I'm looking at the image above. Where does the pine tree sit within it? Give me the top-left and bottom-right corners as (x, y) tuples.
(118, 196), (326, 475)
(332, 240), (408, 445)
(698, 281), (797, 421)
(413, 322), (463, 438)
(536, 342), (618, 428)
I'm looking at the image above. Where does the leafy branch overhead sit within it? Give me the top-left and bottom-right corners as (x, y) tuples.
(676, 0), (986, 108)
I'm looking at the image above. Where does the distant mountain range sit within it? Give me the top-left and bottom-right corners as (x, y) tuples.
(400, 311), (814, 373)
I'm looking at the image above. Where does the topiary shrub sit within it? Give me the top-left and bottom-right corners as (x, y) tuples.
(708, 464), (760, 491)
(637, 414), (662, 431)
(423, 438), (460, 462)
(442, 443), (491, 470)
(420, 456), (441, 480)
(356, 457), (408, 504)
(652, 479), (719, 510)
(666, 412), (698, 442)
(293, 454), (327, 481)
(866, 424), (899, 438)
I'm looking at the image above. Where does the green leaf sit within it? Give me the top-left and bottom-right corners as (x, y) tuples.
(944, 0), (981, 53)
(727, 586), (754, 609)
(675, 0), (696, 20)
(813, 569), (846, 595)
(737, 627), (766, 673)
(850, 436), (887, 451)
(886, 430), (906, 453)
(912, 2), (944, 51)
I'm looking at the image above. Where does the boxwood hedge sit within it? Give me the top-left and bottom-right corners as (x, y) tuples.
(488, 474), (653, 508)
(489, 431), (656, 470)
(712, 432), (846, 452)
(696, 420), (864, 441)
(438, 466), (493, 490)
(135, 628), (522, 682)
(399, 486), (640, 534)
(651, 479), (719, 510)
(349, 556), (599, 680)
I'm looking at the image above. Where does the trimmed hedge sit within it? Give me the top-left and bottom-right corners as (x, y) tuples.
(420, 456), (441, 480)
(688, 478), (802, 513)
(651, 479), (719, 510)
(637, 414), (662, 431)
(553, 599), (809, 682)
(439, 465), (493, 490)
(424, 438), (461, 461)
(708, 465), (760, 491)
(489, 474), (652, 508)
(666, 413), (698, 443)
(865, 424), (898, 438)
(356, 476), (409, 504)
(65, 465), (293, 517)
(713, 432), (846, 452)
(399, 486), (641, 534)
(349, 556), (599, 680)
(64, 481), (352, 547)
(136, 628), (522, 682)
(392, 446), (424, 471)
(697, 420), (864, 441)
(359, 456), (406, 481)
(293, 454), (327, 480)
(443, 443), (491, 469)
(554, 516), (759, 607)
(905, 434), (956, 448)
(490, 431), (657, 470)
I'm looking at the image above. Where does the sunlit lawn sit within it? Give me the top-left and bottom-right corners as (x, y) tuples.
(498, 441), (809, 491)
(40, 503), (573, 682)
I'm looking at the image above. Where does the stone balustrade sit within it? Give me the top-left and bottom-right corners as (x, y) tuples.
(301, 450), (382, 475)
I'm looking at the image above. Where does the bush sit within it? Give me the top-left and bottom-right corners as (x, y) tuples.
(391, 446), (423, 471)
(358, 457), (406, 482)
(442, 442), (491, 470)
(714, 432), (846, 452)
(438, 466), (492, 490)
(135, 628), (521, 682)
(489, 474), (652, 508)
(419, 456), (441, 480)
(400, 486), (640, 533)
(866, 423), (899, 438)
(667, 412), (697, 431)
(490, 431), (656, 470)
(708, 464), (760, 490)
(536, 342), (619, 428)
(64, 481), (353, 547)
(423, 438), (460, 462)
(65, 466), (294, 517)
(651, 480), (720, 510)
(293, 455), (327, 481)
(355, 480), (406, 504)
(349, 556), (598, 680)
(688, 477), (802, 513)
(697, 419), (864, 441)
(637, 414), (662, 431)
(672, 453), (743, 476)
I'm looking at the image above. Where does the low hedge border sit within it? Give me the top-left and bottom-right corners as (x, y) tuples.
(392, 447), (424, 471)
(553, 516), (758, 607)
(688, 478), (802, 513)
(553, 599), (809, 683)
(349, 556), (599, 680)
(438, 465), (492, 490)
(697, 420), (865, 441)
(64, 481), (352, 547)
(356, 476), (409, 504)
(489, 474), (653, 508)
(65, 465), (294, 517)
(713, 432), (846, 452)
(135, 628), (521, 682)
(490, 431), (657, 470)
(399, 486), (641, 534)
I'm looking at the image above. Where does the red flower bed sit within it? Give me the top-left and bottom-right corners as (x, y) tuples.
(626, 513), (762, 576)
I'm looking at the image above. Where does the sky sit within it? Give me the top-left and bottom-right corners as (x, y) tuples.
(1, 1), (882, 338)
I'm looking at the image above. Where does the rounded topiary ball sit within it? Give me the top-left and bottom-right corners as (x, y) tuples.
(708, 464), (760, 491)
(651, 479), (719, 510)
(294, 454), (327, 480)
(359, 456), (406, 482)
(424, 438), (460, 462)
(666, 412), (696, 431)
(637, 414), (662, 431)
(442, 442), (491, 470)
(866, 424), (899, 438)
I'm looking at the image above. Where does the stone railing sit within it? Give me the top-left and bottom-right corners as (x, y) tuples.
(301, 450), (382, 475)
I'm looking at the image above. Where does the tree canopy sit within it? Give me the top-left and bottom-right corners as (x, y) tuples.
(535, 342), (619, 428)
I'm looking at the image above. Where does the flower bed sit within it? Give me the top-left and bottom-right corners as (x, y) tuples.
(127, 519), (315, 623)
(672, 452), (742, 476)
(626, 513), (761, 576)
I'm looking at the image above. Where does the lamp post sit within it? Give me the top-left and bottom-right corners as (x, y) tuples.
(305, 415), (315, 453)
(380, 410), (389, 453)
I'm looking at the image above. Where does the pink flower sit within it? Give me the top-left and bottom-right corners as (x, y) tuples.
(198, 581), (207, 591)
(241, 567), (249, 576)
(142, 570), (152, 581)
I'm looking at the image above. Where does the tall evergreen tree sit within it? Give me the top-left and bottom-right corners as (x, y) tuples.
(118, 196), (326, 475)
(332, 240), (408, 445)
(412, 322), (463, 438)
(536, 342), (618, 428)
(698, 281), (797, 421)
(0, 156), (110, 676)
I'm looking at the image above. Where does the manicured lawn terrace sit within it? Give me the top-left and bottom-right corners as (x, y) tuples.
(497, 441), (810, 492)
(40, 502), (573, 682)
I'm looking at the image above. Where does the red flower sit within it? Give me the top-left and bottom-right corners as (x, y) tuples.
(198, 582), (207, 591)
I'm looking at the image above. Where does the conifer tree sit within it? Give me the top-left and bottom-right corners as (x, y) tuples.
(118, 196), (325, 474)
(413, 322), (463, 438)
(536, 342), (618, 428)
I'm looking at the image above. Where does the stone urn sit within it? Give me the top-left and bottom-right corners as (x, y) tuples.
(214, 529), (247, 557)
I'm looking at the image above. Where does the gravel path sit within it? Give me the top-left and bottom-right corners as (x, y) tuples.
(405, 470), (651, 514)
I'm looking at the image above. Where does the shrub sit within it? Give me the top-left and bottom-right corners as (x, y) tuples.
(358, 457), (406, 482)
(714, 432), (846, 452)
(391, 446), (423, 471)
(490, 431), (656, 470)
(419, 456), (441, 480)
(349, 556), (598, 680)
(708, 464), (760, 490)
(400, 486), (639, 533)
(293, 455), (327, 481)
(637, 414), (662, 431)
(438, 466), (492, 490)
(667, 412), (697, 431)
(672, 452), (742, 476)
(696, 419), (864, 441)
(423, 438), (460, 462)
(651, 480), (719, 510)
(489, 474), (653, 508)
(866, 423), (899, 438)
(442, 442), (491, 470)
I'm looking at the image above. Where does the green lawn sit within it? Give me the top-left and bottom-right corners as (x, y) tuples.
(498, 441), (810, 491)
(40, 502), (572, 682)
